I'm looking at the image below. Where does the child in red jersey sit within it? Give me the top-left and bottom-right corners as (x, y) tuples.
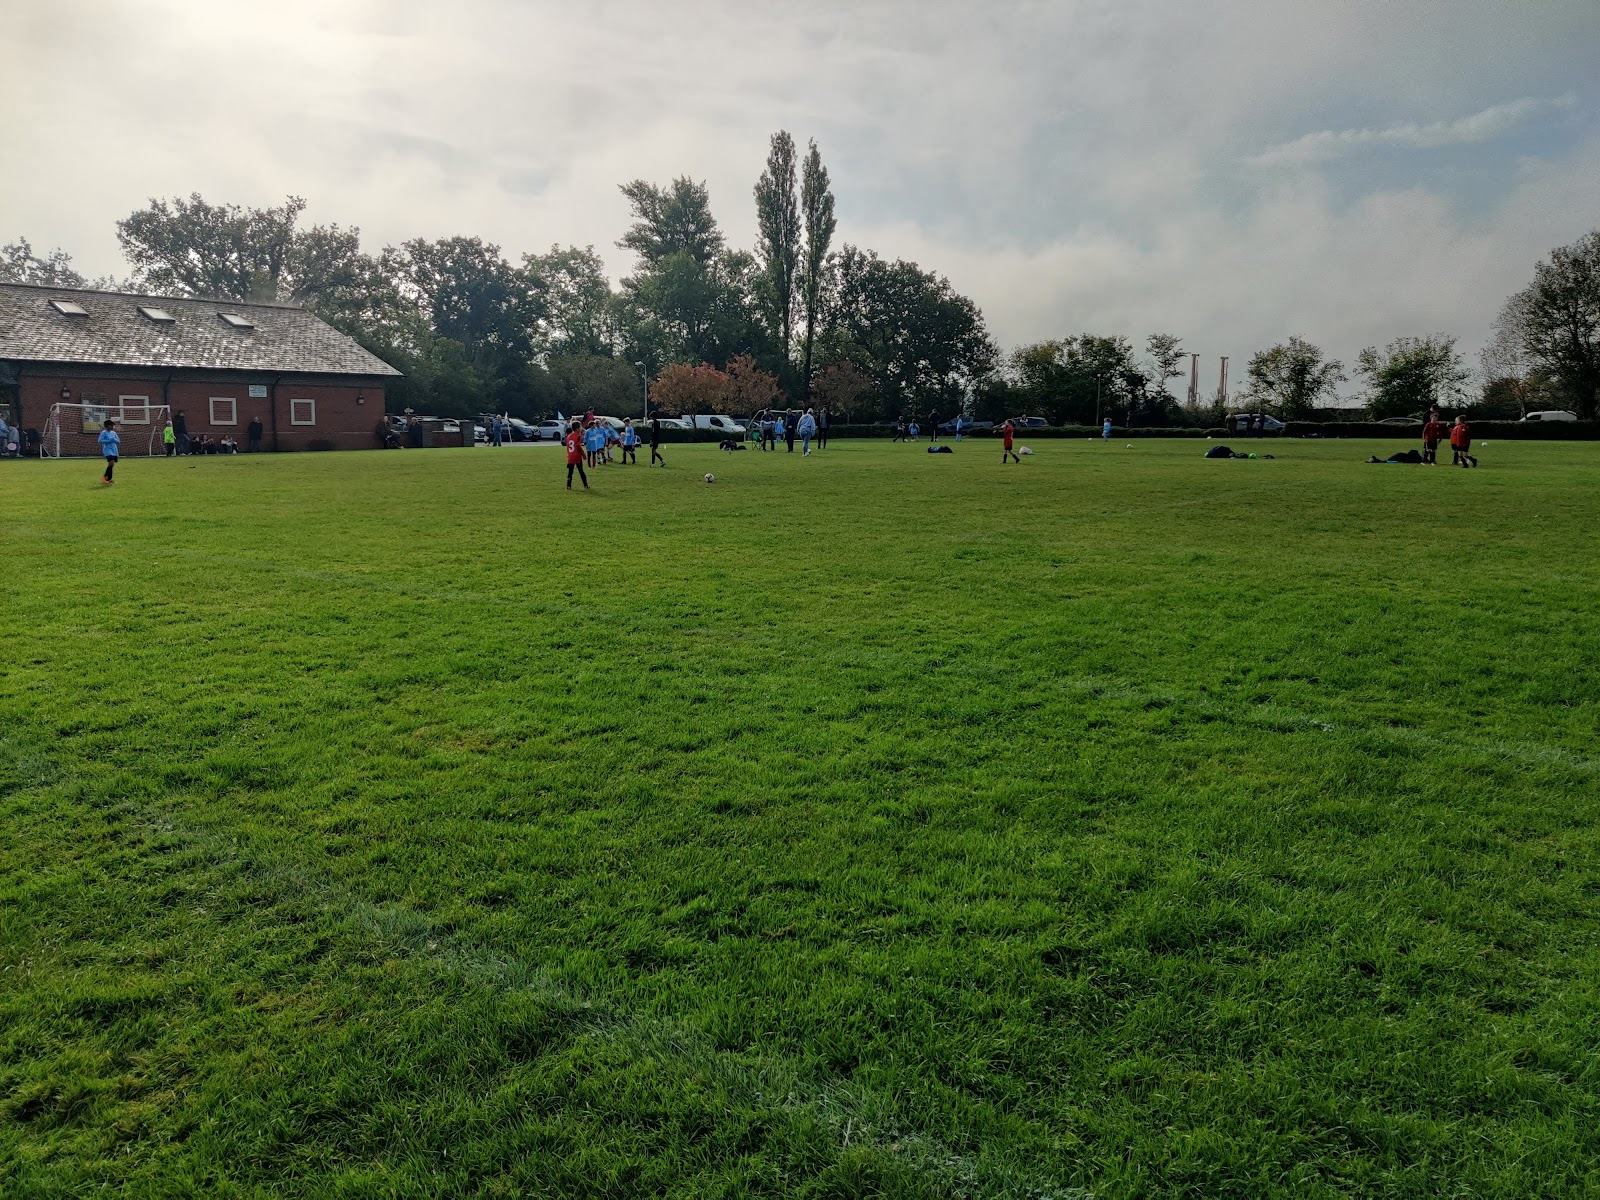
(1000, 418), (1020, 464)
(1421, 409), (1444, 465)
(1449, 415), (1477, 468)
(564, 418), (589, 490)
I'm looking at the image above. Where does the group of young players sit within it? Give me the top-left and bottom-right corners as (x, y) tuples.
(1422, 409), (1480, 467)
(562, 413), (665, 489)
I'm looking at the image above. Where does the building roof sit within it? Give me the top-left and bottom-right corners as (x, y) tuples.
(0, 282), (401, 377)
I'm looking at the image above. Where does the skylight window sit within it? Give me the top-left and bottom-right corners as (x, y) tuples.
(218, 312), (255, 330)
(50, 299), (88, 316)
(138, 306), (176, 324)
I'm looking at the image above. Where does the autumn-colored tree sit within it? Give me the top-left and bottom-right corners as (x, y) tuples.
(725, 353), (781, 412)
(810, 361), (872, 420)
(648, 362), (730, 416)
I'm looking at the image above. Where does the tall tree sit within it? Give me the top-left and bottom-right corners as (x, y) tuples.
(799, 139), (837, 400)
(754, 131), (801, 362)
(617, 177), (723, 267)
(523, 244), (615, 357)
(1243, 336), (1345, 418)
(0, 238), (87, 286)
(614, 177), (765, 372)
(1145, 333), (1186, 405)
(1004, 335), (1153, 426)
(1355, 334), (1469, 419)
(1493, 230), (1600, 419)
(381, 237), (542, 413)
(824, 245), (996, 420)
(116, 194), (368, 305)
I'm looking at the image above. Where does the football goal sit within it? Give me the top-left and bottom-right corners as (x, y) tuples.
(40, 401), (171, 459)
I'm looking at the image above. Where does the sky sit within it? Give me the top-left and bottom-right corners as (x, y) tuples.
(2, 0), (1596, 398)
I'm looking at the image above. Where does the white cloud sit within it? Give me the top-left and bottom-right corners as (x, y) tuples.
(1249, 95), (1579, 167)
(0, 0), (1595, 390)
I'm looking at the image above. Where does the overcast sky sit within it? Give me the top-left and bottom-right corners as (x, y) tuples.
(3, 0), (1596, 395)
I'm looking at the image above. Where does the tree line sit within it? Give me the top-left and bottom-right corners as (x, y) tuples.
(3, 148), (1596, 423)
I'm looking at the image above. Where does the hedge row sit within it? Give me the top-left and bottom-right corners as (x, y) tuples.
(825, 424), (1219, 439)
(1283, 420), (1600, 440)
(649, 420), (1600, 443)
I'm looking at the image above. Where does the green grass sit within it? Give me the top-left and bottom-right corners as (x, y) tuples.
(2, 437), (1598, 1198)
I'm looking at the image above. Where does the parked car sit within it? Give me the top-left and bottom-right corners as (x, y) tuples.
(689, 414), (746, 435)
(1376, 417), (1423, 426)
(1520, 410), (1579, 423)
(653, 417), (693, 430)
(1014, 415), (1050, 429)
(503, 418), (538, 442)
(1226, 413), (1285, 432)
(534, 420), (566, 440)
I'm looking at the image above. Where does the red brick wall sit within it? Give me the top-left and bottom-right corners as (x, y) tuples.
(16, 369), (388, 451)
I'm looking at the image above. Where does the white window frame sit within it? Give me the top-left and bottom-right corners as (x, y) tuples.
(289, 398), (316, 426)
(209, 397), (237, 426)
(117, 395), (152, 424)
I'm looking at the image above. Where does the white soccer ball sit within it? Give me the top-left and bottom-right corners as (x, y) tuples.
(1018, 446), (1033, 455)
(1126, 443), (1133, 448)
(704, 472), (715, 484)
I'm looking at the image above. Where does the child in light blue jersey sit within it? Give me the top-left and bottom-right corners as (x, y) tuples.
(621, 419), (638, 464)
(98, 419), (121, 484)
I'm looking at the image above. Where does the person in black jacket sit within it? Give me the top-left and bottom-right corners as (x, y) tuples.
(247, 415), (263, 453)
(650, 415), (666, 466)
(173, 410), (189, 455)
(818, 405), (830, 449)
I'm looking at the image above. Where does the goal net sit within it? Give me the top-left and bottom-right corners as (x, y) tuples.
(41, 401), (171, 459)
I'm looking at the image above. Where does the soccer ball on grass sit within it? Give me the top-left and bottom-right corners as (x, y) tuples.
(704, 472), (715, 484)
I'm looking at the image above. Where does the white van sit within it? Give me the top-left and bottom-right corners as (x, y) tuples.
(689, 414), (747, 435)
(1519, 410), (1579, 423)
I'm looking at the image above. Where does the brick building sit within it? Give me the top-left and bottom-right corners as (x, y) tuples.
(0, 282), (400, 452)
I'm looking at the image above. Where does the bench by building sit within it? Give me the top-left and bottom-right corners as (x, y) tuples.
(0, 282), (400, 451)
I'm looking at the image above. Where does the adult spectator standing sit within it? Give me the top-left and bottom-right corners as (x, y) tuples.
(785, 410), (798, 453)
(927, 409), (939, 442)
(818, 406), (830, 449)
(407, 414), (423, 448)
(173, 410), (189, 455)
(798, 408), (818, 456)
(490, 414), (505, 447)
(247, 415), (263, 453)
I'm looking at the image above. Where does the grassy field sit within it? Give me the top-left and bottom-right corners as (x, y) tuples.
(2, 436), (1598, 1198)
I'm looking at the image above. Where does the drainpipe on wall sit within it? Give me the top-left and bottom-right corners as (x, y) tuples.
(269, 376), (283, 452)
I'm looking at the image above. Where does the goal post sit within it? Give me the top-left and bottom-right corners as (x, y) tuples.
(41, 402), (171, 459)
